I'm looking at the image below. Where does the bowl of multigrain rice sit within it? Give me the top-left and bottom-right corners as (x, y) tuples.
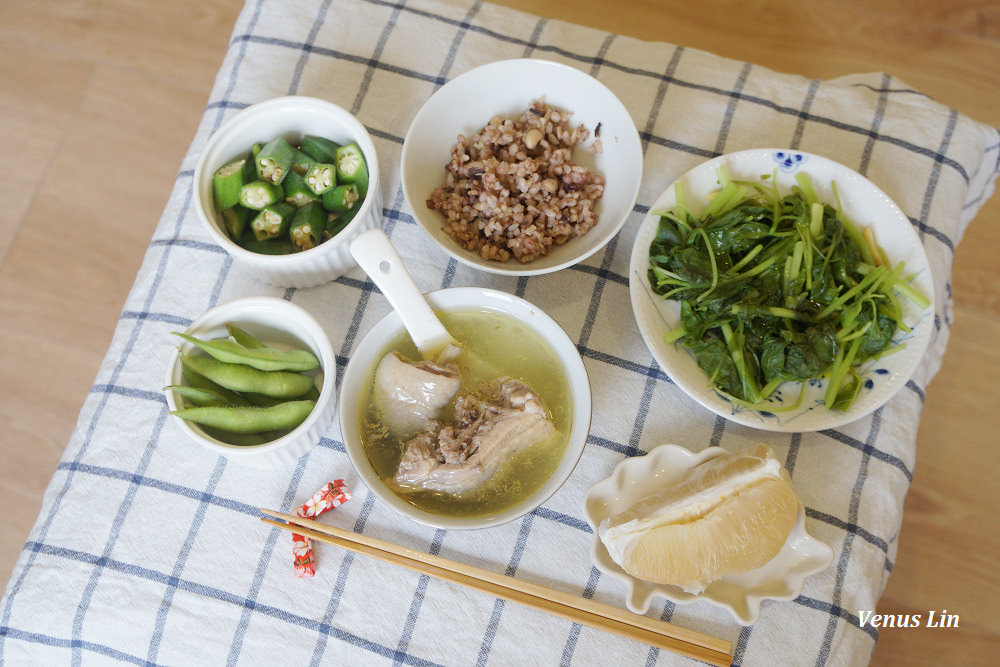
(401, 59), (642, 276)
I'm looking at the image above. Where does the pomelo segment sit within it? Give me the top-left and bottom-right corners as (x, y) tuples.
(598, 445), (800, 591)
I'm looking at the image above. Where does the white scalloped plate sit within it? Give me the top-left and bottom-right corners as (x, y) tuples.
(583, 444), (833, 624)
(629, 149), (935, 431)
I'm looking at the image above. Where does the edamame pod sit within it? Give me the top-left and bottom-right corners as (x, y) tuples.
(171, 400), (316, 434)
(173, 332), (319, 372)
(245, 382), (321, 407)
(179, 360), (251, 407)
(225, 323), (265, 349)
(180, 353), (316, 398)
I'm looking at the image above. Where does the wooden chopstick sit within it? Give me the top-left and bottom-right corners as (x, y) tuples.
(260, 509), (733, 666)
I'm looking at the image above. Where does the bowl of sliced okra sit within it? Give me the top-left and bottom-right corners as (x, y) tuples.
(194, 96), (382, 288)
(164, 296), (337, 468)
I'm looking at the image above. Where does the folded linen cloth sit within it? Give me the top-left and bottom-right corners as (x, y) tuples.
(1, 0), (997, 665)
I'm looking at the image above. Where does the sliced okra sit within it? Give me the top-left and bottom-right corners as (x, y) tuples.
(282, 170), (317, 208)
(300, 135), (342, 163)
(321, 214), (340, 242)
(172, 332), (319, 372)
(221, 205), (251, 240)
(304, 163), (337, 196)
(237, 225), (256, 248)
(324, 206), (359, 240)
(292, 149), (315, 176)
(254, 136), (296, 184)
(212, 159), (250, 211)
(251, 202), (296, 242)
(239, 180), (284, 210)
(244, 238), (295, 255)
(334, 142), (369, 196)
(289, 202), (325, 252)
(322, 183), (359, 213)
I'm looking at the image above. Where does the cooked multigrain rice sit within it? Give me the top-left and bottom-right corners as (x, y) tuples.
(426, 100), (605, 264)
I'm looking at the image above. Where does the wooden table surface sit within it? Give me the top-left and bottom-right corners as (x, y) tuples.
(1, 1), (997, 664)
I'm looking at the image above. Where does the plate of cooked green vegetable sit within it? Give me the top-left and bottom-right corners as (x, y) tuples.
(630, 149), (934, 431)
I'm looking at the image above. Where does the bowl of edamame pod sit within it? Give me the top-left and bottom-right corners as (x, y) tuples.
(164, 296), (337, 468)
(194, 96), (382, 288)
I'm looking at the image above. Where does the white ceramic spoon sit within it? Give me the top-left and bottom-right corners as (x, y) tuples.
(350, 228), (459, 361)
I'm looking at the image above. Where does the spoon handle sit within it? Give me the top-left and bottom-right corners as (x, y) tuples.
(350, 228), (457, 359)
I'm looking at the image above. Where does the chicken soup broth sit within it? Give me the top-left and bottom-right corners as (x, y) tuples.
(360, 308), (572, 517)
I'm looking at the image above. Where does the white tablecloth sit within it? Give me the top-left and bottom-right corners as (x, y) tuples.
(2, 0), (998, 664)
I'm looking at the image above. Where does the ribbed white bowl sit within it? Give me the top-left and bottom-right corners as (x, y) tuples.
(194, 96), (382, 288)
(164, 297), (337, 468)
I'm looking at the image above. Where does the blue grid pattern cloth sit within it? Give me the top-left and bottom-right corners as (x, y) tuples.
(3, 0), (998, 665)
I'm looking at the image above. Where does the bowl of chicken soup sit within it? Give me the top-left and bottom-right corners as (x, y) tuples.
(339, 287), (591, 530)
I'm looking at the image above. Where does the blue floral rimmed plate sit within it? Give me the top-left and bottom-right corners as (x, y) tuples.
(628, 149), (935, 432)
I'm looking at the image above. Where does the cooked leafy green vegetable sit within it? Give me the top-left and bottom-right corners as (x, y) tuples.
(648, 168), (929, 412)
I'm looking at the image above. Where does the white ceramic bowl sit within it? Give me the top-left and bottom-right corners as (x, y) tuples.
(194, 96), (383, 288)
(339, 287), (592, 529)
(401, 59), (642, 276)
(630, 149), (935, 432)
(583, 444), (833, 624)
(164, 296), (337, 468)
